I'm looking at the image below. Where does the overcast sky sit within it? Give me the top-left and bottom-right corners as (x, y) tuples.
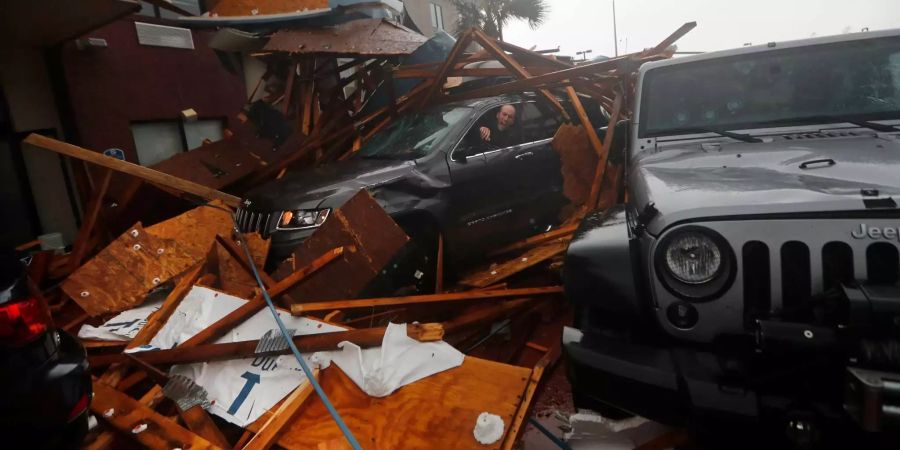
(502, 0), (900, 59)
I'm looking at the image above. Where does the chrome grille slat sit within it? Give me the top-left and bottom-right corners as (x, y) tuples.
(234, 207), (273, 235)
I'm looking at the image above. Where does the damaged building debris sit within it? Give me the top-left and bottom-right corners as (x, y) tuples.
(7, 1), (700, 447)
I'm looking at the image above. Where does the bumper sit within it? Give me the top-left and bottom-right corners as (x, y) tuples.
(564, 327), (761, 426)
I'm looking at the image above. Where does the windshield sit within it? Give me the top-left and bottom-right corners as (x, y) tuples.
(639, 35), (900, 138)
(357, 105), (473, 159)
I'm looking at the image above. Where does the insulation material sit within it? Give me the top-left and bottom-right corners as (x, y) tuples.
(274, 190), (409, 302)
(330, 322), (464, 397)
(133, 285), (343, 427)
(551, 124), (597, 207)
(61, 223), (195, 316)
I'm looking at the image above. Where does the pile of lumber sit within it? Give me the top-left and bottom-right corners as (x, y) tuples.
(16, 22), (697, 450)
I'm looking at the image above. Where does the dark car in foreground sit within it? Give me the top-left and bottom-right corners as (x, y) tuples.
(563, 28), (900, 446)
(0, 249), (92, 449)
(237, 94), (601, 271)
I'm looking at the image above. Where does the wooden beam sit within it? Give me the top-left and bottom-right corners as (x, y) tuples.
(421, 28), (475, 106)
(488, 224), (578, 257)
(291, 286), (563, 315)
(126, 263), (204, 350)
(459, 243), (569, 288)
(439, 53), (649, 104)
(471, 29), (571, 121)
(501, 346), (560, 449)
(85, 385), (165, 450)
(242, 369), (320, 450)
(178, 247), (345, 348)
(89, 323), (443, 367)
(565, 86), (605, 158)
(23, 134), (241, 208)
(586, 91), (624, 210)
(91, 380), (220, 450)
(68, 168), (112, 271)
(648, 21), (697, 55)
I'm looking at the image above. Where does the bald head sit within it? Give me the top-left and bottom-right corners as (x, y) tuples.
(496, 104), (516, 131)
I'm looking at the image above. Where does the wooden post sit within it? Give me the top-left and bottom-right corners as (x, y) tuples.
(23, 134), (241, 207)
(586, 91), (624, 210)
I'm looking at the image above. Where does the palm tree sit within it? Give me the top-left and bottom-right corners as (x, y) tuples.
(452, 0), (549, 41)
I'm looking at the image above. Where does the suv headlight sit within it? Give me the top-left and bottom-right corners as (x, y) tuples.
(277, 208), (330, 230)
(664, 231), (722, 284)
(655, 227), (735, 301)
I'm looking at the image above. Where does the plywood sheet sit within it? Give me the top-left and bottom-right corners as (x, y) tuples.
(274, 190), (409, 303)
(62, 223), (195, 316)
(265, 19), (427, 56)
(275, 356), (531, 450)
(210, 0), (327, 16)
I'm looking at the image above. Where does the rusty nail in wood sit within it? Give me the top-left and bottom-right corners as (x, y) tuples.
(103, 408), (115, 417)
(133, 244), (141, 251)
(130, 229), (139, 238)
(80, 291), (90, 297)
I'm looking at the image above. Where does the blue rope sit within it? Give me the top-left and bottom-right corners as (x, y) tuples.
(234, 221), (363, 450)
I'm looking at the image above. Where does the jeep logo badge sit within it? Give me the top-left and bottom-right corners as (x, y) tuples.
(851, 224), (900, 241)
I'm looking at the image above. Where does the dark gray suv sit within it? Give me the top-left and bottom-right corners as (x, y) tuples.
(237, 94), (588, 266)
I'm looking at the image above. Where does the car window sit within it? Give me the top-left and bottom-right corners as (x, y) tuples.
(519, 102), (563, 142)
(458, 103), (524, 155)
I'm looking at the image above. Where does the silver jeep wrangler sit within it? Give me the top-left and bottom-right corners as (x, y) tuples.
(564, 27), (900, 444)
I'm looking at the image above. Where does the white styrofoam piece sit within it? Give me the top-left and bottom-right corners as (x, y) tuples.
(473, 412), (505, 445)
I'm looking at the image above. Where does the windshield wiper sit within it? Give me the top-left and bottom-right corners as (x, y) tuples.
(800, 115), (900, 133)
(676, 127), (763, 143)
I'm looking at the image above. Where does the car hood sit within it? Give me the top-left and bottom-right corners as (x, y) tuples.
(631, 135), (900, 234)
(243, 157), (418, 211)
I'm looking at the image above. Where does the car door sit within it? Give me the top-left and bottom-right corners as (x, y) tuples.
(482, 101), (566, 240)
(444, 103), (523, 253)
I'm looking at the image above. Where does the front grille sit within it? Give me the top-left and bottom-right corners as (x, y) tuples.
(235, 207), (274, 236)
(743, 240), (900, 325)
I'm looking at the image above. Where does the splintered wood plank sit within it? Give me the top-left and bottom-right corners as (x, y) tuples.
(500, 349), (559, 450)
(458, 242), (570, 289)
(62, 223), (196, 316)
(274, 357), (532, 450)
(23, 134), (240, 207)
(68, 168), (112, 271)
(274, 190), (409, 303)
(290, 286), (563, 314)
(552, 124), (597, 207)
(126, 263), (204, 350)
(488, 224), (578, 257)
(91, 380), (219, 450)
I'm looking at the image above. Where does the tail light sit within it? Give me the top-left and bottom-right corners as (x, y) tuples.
(67, 393), (90, 422)
(0, 297), (52, 347)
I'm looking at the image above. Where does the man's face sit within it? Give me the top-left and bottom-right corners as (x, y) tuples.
(496, 105), (516, 130)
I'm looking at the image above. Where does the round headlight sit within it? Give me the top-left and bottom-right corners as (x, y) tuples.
(664, 231), (722, 284)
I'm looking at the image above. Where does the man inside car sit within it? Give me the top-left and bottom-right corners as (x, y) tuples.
(472, 103), (518, 148)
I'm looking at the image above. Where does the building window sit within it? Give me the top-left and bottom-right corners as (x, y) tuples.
(130, 119), (224, 166)
(136, 0), (203, 19)
(430, 3), (444, 31)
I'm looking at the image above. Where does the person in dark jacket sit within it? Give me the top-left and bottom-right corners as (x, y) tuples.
(473, 104), (518, 148)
